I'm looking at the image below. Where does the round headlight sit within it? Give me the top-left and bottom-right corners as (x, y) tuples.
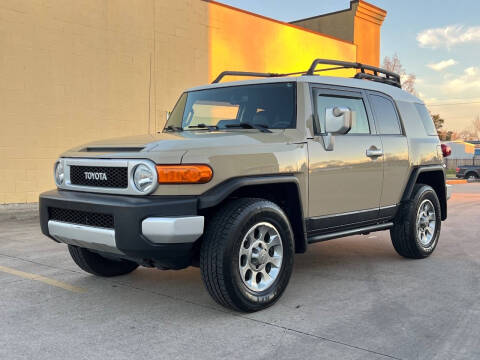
(54, 161), (64, 185)
(133, 164), (156, 193)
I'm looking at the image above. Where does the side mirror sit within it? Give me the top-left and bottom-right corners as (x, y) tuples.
(323, 106), (352, 151)
(325, 107), (352, 134)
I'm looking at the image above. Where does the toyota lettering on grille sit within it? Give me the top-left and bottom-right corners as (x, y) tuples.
(84, 172), (108, 181)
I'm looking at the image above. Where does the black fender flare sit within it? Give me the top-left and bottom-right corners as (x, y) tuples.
(401, 165), (447, 220)
(198, 175), (301, 209)
(198, 175), (307, 252)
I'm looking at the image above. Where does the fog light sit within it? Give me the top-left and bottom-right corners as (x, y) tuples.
(54, 161), (64, 185)
(133, 164), (155, 193)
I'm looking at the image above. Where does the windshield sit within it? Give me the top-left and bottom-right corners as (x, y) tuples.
(165, 82), (296, 131)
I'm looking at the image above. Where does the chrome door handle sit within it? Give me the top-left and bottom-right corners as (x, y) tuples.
(366, 148), (383, 157)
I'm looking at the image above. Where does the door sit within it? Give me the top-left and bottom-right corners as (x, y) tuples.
(308, 88), (383, 231)
(367, 93), (409, 212)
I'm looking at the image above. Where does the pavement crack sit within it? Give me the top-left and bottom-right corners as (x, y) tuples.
(239, 316), (403, 360)
(0, 252), (402, 359)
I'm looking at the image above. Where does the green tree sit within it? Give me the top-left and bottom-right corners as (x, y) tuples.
(432, 114), (444, 131)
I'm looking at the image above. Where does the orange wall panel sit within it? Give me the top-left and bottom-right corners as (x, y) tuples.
(353, 1), (386, 66)
(354, 17), (380, 66)
(207, 2), (357, 82)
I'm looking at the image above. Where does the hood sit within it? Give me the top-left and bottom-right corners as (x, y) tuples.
(62, 130), (301, 162)
(81, 134), (160, 148)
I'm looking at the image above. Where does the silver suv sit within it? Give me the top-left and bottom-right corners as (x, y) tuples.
(40, 59), (451, 312)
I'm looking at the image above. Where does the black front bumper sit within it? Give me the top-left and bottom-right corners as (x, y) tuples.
(39, 190), (199, 269)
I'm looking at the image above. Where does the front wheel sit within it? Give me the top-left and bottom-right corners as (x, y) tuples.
(200, 198), (295, 312)
(68, 245), (139, 277)
(390, 184), (442, 259)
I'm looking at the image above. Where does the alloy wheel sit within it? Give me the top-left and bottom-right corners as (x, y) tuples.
(238, 222), (283, 292)
(416, 199), (436, 247)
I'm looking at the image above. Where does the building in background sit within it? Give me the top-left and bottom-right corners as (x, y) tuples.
(442, 140), (476, 159)
(0, 0), (386, 204)
(291, 0), (386, 66)
(466, 140), (480, 158)
(442, 140), (479, 169)
(465, 140), (480, 147)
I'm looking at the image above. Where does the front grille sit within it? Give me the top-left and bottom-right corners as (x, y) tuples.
(49, 208), (114, 229)
(70, 166), (128, 188)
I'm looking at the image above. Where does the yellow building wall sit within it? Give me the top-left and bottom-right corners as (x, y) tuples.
(208, 1), (356, 80)
(0, 0), (364, 204)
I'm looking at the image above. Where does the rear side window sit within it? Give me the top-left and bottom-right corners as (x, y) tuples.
(369, 95), (402, 135)
(414, 103), (438, 136)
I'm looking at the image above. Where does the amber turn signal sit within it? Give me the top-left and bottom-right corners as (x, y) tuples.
(156, 164), (213, 184)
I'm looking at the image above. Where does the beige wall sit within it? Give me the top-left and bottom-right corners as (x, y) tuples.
(291, 9), (354, 44)
(153, 0), (210, 131)
(0, 0), (209, 203)
(0, 0), (365, 204)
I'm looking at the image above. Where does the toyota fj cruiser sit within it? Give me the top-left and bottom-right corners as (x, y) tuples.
(40, 59), (451, 312)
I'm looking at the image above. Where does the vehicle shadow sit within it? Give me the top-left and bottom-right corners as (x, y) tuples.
(108, 231), (405, 309)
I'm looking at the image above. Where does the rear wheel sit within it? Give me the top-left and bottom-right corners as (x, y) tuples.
(68, 245), (139, 277)
(390, 184), (441, 259)
(200, 198), (294, 312)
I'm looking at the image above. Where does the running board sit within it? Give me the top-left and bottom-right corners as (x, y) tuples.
(307, 222), (394, 244)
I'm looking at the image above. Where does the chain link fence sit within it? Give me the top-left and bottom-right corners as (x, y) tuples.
(444, 158), (478, 170)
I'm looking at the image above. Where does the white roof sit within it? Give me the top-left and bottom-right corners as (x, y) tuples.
(187, 75), (421, 104)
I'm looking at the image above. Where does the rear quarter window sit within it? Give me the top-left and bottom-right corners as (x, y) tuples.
(414, 103), (438, 136)
(368, 95), (403, 135)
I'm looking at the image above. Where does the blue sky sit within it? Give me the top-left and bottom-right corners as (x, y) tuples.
(220, 0), (480, 131)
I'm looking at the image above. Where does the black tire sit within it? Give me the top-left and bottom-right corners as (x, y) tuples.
(465, 172), (478, 180)
(390, 184), (442, 259)
(200, 198), (295, 312)
(68, 245), (139, 277)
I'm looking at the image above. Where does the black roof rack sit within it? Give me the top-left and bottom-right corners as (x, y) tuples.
(307, 59), (401, 88)
(212, 58), (402, 88)
(212, 71), (286, 84)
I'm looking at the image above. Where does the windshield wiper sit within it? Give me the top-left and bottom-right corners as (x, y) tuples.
(225, 122), (272, 133)
(163, 125), (183, 132)
(187, 123), (218, 131)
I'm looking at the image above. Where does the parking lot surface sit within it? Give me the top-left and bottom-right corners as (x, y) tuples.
(1, 184), (479, 360)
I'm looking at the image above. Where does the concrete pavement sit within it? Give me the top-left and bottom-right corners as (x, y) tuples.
(1, 184), (479, 360)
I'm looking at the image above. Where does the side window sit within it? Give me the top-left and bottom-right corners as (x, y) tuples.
(315, 95), (370, 134)
(369, 95), (402, 135)
(414, 103), (438, 136)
